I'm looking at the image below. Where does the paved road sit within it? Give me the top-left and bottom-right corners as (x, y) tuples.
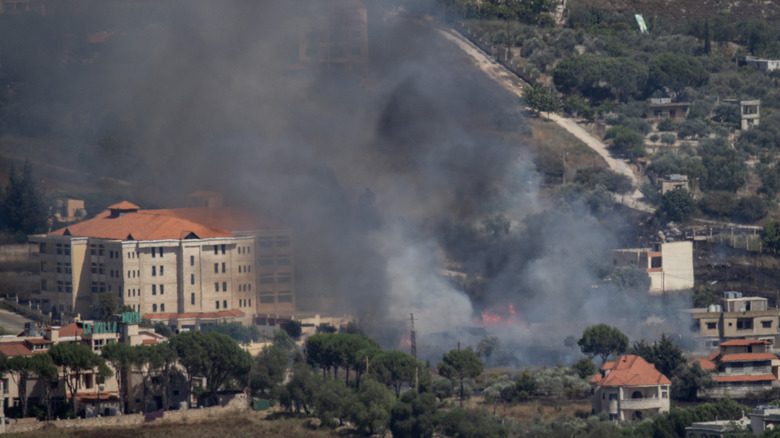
(434, 24), (654, 213)
(0, 307), (31, 334)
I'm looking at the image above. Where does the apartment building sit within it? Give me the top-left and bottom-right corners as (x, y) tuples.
(613, 241), (694, 294)
(590, 355), (671, 422)
(29, 201), (294, 326)
(698, 339), (779, 399)
(690, 291), (780, 351)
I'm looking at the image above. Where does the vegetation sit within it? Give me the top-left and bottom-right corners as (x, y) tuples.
(1, 161), (47, 239)
(438, 347), (484, 405)
(577, 324), (628, 362)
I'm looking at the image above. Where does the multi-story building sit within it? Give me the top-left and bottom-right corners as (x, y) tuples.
(29, 201), (294, 327)
(613, 241), (694, 294)
(698, 339), (779, 399)
(590, 354), (671, 422)
(690, 291), (780, 351)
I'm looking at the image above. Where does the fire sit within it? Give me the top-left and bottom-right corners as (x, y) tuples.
(479, 303), (522, 327)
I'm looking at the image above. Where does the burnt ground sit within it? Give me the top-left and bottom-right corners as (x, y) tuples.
(695, 241), (780, 304)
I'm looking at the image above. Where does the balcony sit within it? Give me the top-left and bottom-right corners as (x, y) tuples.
(620, 398), (666, 410)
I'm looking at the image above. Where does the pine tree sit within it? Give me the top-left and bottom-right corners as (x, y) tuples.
(2, 161), (47, 236)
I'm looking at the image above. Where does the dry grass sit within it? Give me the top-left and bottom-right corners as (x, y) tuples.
(6, 412), (337, 438)
(451, 396), (591, 423)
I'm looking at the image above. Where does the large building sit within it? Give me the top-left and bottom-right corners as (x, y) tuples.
(29, 201), (294, 327)
(613, 241), (694, 294)
(698, 339), (779, 399)
(590, 355), (671, 422)
(690, 291), (780, 351)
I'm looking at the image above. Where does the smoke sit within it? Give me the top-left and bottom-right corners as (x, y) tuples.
(0, 1), (692, 364)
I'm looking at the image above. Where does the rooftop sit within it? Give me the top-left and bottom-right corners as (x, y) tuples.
(712, 374), (776, 383)
(720, 339), (769, 347)
(719, 353), (776, 363)
(47, 201), (283, 241)
(591, 355), (671, 387)
(0, 342), (33, 358)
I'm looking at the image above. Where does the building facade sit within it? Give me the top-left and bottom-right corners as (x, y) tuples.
(698, 339), (779, 399)
(613, 241), (694, 294)
(590, 355), (671, 422)
(690, 291), (780, 350)
(29, 201), (295, 327)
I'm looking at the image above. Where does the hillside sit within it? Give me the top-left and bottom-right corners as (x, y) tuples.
(570, 0), (780, 22)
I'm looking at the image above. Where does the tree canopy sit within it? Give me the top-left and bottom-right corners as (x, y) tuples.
(577, 324), (628, 362)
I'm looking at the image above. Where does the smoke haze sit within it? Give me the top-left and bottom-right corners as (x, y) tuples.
(0, 0), (691, 364)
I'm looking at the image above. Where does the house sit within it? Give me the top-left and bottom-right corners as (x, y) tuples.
(740, 100), (760, 130)
(749, 406), (780, 435)
(613, 241), (694, 294)
(689, 291), (780, 351)
(647, 98), (690, 121)
(698, 339), (779, 398)
(657, 174), (690, 195)
(29, 200), (295, 327)
(590, 355), (671, 422)
(743, 56), (780, 72)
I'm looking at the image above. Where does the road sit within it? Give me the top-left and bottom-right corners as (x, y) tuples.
(0, 307), (31, 334)
(434, 24), (654, 213)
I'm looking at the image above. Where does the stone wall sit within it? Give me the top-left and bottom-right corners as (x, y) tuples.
(4, 394), (248, 434)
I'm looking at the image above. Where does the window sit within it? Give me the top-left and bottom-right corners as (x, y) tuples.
(160, 303), (165, 312)
(160, 265), (164, 276)
(90, 245), (96, 256)
(98, 264), (104, 274)
(152, 266), (157, 276)
(260, 238), (273, 248)
(221, 244), (226, 255)
(56, 244), (62, 255)
(222, 281), (227, 292)
(222, 262), (226, 273)
(259, 256), (274, 266)
(214, 263), (219, 273)
(706, 322), (717, 330)
(248, 299), (251, 306)
(190, 255), (195, 266)
(65, 282), (72, 293)
(153, 304), (157, 312)
(278, 295), (293, 303)
(65, 263), (71, 274)
(41, 279), (48, 291)
(762, 320), (773, 329)
(275, 237), (290, 247)
(215, 282), (219, 292)
(152, 285), (157, 295)
(650, 257), (662, 268)
(98, 245), (104, 256)
(191, 293), (195, 305)
(39, 243), (46, 254)
(216, 301), (220, 309)
(91, 282), (98, 293)
(56, 262), (62, 273)
(64, 245), (70, 256)
(91, 263), (97, 274)
(737, 318), (754, 330)
(277, 256), (291, 266)
(160, 285), (164, 295)
(152, 248), (156, 258)
(158, 247), (163, 257)
(260, 274), (274, 284)
(190, 274), (195, 285)
(277, 273), (291, 284)
(223, 300), (227, 309)
(260, 296), (274, 303)
(214, 245), (218, 255)
(100, 282), (106, 292)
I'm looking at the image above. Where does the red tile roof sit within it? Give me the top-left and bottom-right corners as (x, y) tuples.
(720, 339), (769, 347)
(697, 358), (717, 371)
(142, 309), (244, 320)
(0, 342), (33, 357)
(48, 203), (282, 241)
(592, 355), (672, 387)
(712, 374), (776, 383)
(720, 353), (777, 363)
(57, 323), (83, 338)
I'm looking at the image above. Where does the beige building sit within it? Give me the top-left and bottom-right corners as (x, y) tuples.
(657, 174), (690, 195)
(647, 98), (690, 121)
(29, 201), (295, 327)
(698, 339), (779, 399)
(690, 291), (780, 350)
(613, 241), (694, 294)
(590, 355), (671, 422)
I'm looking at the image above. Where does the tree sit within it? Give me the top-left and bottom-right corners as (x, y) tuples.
(281, 320), (302, 340)
(168, 332), (207, 408)
(370, 351), (419, 397)
(629, 334), (685, 378)
(611, 266), (651, 293)
(577, 324), (628, 362)
(605, 126), (645, 159)
(390, 391), (438, 438)
(657, 188), (695, 223)
(572, 357), (597, 379)
(648, 53), (709, 93)
(476, 336), (499, 363)
(196, 332), (252, 405)
(90, 293), (122, 321)
(8, 354), (57, 418)
(438, 348), (483, 406)
(700, 138), (747, 192)
(313, 378), (354, 428)
(763, 221), (780, 254)
(523, 85), (560, 118)
(437, 408), (507, 438)
(351, 378), (396, 436)
(49, 342), (109, 416)
(671, 362), (712, 401)
(1, 161), (47, 236)
(201, 322), (260, 344)
(250, 345), (288, 398)
(101, 342), (134, 414)
(280, 362), (319, 414)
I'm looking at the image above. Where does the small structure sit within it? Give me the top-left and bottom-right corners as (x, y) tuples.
(647, 98), (690, 121)
(740, 100), (760, 130)
(750, 405), (780, 435)
(590, 355), (671, 422)
(698, 338), (779, 399)
(52, 198), (87, 224)
(689, 291), (780, 351)
(685, 417), (749, 437)
(613, 241), (694, 294)
(657, 174), (690, 195)
(743, 56), (780, 72)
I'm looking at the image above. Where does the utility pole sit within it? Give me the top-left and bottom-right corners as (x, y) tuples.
(410, 313), (417, 360)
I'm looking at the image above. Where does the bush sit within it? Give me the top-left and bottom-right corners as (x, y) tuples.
(605, 126), (645, 158)
(734, 196), (767, 223)
(698, 191), (738, 218)
(657, 118), (677, 132)
(658, 189), (695, 223)
(574, 167), (633, 194)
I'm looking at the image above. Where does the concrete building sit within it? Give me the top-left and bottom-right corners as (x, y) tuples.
(750, 406), (780, 435)
(29, 201), (295, 328)
(51, 198), (87, 225)
(657, 174), (690, 195)
(744, 56), (780, 72)
(613, 241), (694, 294)
(590, 355), (671, 422)
(698, 339), (779, 399)
(740, 99), (761, 130)
(685, 418), (749, 437)
(647, 98), (690, 121)
(690, 292), (780, 350)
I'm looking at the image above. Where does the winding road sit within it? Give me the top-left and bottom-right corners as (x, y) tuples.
(434, 24), (654, 213)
